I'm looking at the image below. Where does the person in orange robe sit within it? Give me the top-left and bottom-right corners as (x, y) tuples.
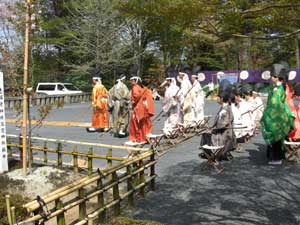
(86, 77), (109, 132)
(142, 84), (154, 136)
(129, 76), (147, 143)
(286, 83), (300, 141)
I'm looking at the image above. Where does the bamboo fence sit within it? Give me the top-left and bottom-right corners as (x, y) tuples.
(6, 150), (156, 225)
(6, 134), (148, 174)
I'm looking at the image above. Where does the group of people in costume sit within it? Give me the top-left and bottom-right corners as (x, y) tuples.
(86, 63), (299, 165)
(160, 72), (205, 134)
(87, 75), (154, 144)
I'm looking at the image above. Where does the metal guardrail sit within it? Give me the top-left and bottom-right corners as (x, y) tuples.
(5, 93), (91, 109)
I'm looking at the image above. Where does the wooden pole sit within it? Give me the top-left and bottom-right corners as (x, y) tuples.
(78, 188), (86, 220)
(73, 146), (78, 173)
(43, 141), (48, 164)
(97, 177), (105, 223)
(22, 0), (31, 176)
(11, 206), (16, 225)
(57, 143), (62, 168)
(55, 199), (66, 225)
(19, 134), (22, 164)
(88, 147), (93, 176)
(139, 160), (145, 197)
(126, 165), (134, 207)
(150, 152), (155, 191)
(5, 195), (12, 225)
(88, 215), (94, 225)
(112, 172), (120, 216)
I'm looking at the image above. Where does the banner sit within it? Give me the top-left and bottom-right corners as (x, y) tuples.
(0, 71), (8, 173)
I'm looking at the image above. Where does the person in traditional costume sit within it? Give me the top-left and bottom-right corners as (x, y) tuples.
(234, 85), (255, 141)
(199, 81), (235, 161)
(161, 77), (183, 134)
(141, 80), (155, 136)
(286, 80), (300, 141)
(191, 74), (205, 123)
(108, 75), (130, 137)
(260, 64), (294, 165)
(251, 84), (264, 125)
(129, 76), (148, 143)
(86, 77), (110, 132)
(230, 93), (244, 151)
(177, 72), (195, 125)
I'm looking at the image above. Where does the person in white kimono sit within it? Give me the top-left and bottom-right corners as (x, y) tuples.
(230, 94), (244, 151)
(251, 91), (264, 124)
(177, 72), (195, 125)
(161, 77), (183, 134)
(191, 74), (205, 123)
(235, 90), (255, 140)
(108, 76), (130, 137)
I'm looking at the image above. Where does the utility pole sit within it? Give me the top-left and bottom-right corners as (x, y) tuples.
(22, 0), (31, 176)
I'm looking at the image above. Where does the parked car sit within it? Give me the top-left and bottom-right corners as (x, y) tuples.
(35, 83), (83, 96)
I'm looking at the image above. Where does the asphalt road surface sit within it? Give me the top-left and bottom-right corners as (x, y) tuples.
(6, 100), (300, 225)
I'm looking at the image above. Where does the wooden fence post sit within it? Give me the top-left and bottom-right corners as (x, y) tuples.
(11, 207), (16, 225)
(73, 146), (78, 173)
(139, 159), (145, 197)
(88, 215), (94, 225)
(18, 134), (22, 162)
(97, 177), (106, 223)
(55, 199), (66, 225)
(107, 149), (112, 180)
(57, 143), (62, 168)
(43, 141), (48, 164)
(126, 165), (134, 207)
(29, 141), (33, 168)
(112, 172), (120, 216)
(79, 188), (87, 220)
(5, 195), (12, 225)
(88, 147), (93, 176)
(150, 151), (156, 191)
(6, 137), (11, 152)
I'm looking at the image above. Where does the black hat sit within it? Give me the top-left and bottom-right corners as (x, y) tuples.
(241, 83), (252, 96)
(219, 79), (231, 92)
(192, 65), (201, 75)
(91, 67), (101, 77)
(270, 63), (289, 82)
(232, 82), (242, 96)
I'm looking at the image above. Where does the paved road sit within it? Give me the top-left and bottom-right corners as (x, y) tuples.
(6, 101), (300, 225)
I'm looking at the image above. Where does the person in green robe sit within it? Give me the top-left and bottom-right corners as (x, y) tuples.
(260, 64), (294, 165)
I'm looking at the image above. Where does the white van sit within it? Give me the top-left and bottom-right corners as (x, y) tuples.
(35, 83), (83, 96)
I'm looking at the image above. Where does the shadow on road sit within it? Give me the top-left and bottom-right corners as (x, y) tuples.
(126, 150), (300, 225)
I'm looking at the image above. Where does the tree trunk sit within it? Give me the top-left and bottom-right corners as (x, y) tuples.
(296, 37), (300, 69)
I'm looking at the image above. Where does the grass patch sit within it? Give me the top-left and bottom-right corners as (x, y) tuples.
(107, 217), (162, 225)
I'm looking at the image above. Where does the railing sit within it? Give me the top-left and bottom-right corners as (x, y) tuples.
(7, 134), (148, 175)
(6, 148), (156, 225)
(5, 92), (91, 109)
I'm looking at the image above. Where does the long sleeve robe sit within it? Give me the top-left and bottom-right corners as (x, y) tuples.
(162, 80), (182, 132)
(260, 83), (294, 144)
(192, 80), (205, 122)
(129, 84), (147, 143)
(211, 104), (235, 153)
(179, 74), (195, 125)
(286, 85), (300, 141)
(108, 81), (130, 134)
(91, 83), (109, 129)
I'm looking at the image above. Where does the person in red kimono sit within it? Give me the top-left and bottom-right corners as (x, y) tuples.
(286, 83), (300, 141)
(142, 82), (154, 136)
(86, 77), (109, 132)
(129, 76), (147, 143)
